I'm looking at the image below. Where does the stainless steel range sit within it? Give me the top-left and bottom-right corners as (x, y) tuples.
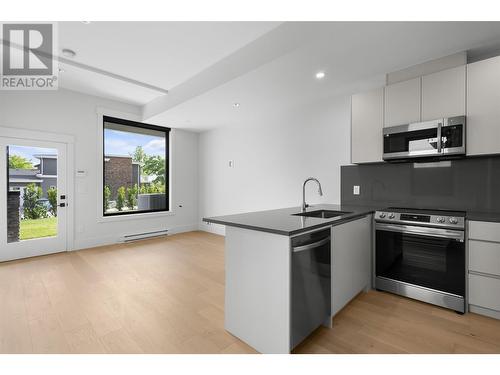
(375, 207), (466, 313)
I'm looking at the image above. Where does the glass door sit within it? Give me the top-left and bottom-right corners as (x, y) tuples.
(0, 137), (67, 262)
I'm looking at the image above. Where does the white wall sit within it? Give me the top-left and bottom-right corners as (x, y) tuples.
(198, 94), (351, 235)
(1, 87), (351, 244)
(0, 89), (198, 250)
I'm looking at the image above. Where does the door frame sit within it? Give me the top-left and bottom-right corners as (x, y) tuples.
(0, 126), (75, 252)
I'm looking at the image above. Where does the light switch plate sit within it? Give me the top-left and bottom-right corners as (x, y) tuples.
(228, 160), (234, 168)
(353, 185), (360, 195)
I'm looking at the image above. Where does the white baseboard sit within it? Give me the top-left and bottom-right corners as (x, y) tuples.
(199, 221), (226, 236)
(72, 223), (199, 251)
(469, 304), (500, 320)
(168, 223), (200, 234)
(73, 235), (120, 251)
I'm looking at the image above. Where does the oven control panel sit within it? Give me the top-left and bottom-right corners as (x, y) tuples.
(375, 210), (465, 229)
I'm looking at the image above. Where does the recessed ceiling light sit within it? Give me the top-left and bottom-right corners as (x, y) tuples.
(61, 48), (76, 58)
(315, 71), (326, 80)
(233, 103), (240, 108)
(81, 21), (91, 24)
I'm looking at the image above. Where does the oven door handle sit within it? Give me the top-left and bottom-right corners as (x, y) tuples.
(375, 223), (464, 242)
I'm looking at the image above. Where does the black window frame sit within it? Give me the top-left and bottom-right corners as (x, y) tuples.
(102, 115), (170, 217)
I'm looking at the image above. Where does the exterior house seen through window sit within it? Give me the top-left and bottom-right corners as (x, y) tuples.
(103, 116), (170, 216)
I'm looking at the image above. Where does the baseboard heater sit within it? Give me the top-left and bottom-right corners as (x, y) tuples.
(122, 229), (169, 243)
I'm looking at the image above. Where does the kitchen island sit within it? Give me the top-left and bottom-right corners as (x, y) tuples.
(203, 204), (377, 353)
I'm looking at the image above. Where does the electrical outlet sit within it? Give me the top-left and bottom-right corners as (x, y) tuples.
(353, 185), (360, 195)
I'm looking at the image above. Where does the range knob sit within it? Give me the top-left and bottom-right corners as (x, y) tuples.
(388, 213), (395, 219)
(436, 217), (445, 223)
(449, 217), (459, 225)
(379, 213), (386, 218)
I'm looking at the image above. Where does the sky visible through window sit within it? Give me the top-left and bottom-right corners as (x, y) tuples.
(104, 128), (165, 157)
(9, 145), (57, 166)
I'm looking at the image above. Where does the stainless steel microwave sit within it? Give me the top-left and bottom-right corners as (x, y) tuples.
(383, 116), (466, 161)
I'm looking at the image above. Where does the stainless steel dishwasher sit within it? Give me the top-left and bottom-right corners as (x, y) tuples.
(291, 228), (331, 349)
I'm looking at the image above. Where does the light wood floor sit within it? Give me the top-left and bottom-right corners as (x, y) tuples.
(1, 231), (500, 354)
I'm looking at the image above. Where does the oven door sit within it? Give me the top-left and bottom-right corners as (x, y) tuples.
(383, 119), (443, 160)
(375, 223), (465, 297)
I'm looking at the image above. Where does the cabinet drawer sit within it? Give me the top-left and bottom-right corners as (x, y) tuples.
(469, 221), (500, 242)
(469, 240), (500, 276)
(469, 274), (500, 312)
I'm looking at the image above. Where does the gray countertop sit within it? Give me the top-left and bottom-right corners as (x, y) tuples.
(203, 203), (500, 236)
(203, 204), (380, 236)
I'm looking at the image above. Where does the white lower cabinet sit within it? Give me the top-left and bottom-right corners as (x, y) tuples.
(469, 240), (500, 276)
(468, 220), (500, 319)
(331, 215), (372, 316)
(469, 220), (500, 242)
(469, 274), (500, 312)
(224, 226), (291, 354)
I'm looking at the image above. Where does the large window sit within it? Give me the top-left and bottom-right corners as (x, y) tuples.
(103, 116), (170, 216)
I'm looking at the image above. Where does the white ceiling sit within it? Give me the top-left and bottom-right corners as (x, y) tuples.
(59, 60), (163, 105)
(57, 21), (281, 105)
(53, 22), (500, 126)
(146, 22), (500, 131)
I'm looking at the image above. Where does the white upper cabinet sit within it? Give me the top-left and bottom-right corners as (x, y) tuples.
(384, 77), (421, 127)
(421, 66), (466, 121)
(351, 87), (384, 164)
(467, 56), (500, 156)
(351, 63), (471, 163)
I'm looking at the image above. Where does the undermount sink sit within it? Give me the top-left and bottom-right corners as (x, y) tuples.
(292, 209), (351, 219)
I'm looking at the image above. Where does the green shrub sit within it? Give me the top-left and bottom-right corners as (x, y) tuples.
(116, 186), (126, 211)
(126, 184), (138, 210)
(104, 185), (111, 211)
(30, 204), (49, 220)
(138, 183), (166, 195)
(47, 187), (58, 216)
(23, 183), (47, 219)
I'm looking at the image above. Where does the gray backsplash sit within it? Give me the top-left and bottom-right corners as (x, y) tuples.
(341, 156), (500, 213)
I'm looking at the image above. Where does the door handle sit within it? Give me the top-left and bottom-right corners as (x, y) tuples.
(375, 223), (464, 241)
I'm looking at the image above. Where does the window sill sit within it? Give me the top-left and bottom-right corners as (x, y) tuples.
(97, 210), (175, 223)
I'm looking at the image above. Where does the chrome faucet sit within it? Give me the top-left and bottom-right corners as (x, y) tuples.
(302, 177), (323, 212)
